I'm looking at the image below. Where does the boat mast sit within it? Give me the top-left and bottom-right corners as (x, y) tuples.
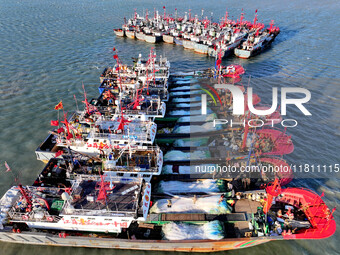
(263, 178), (281, 213)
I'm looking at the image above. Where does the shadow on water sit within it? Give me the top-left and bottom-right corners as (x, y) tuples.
(273, 28), (300, 45)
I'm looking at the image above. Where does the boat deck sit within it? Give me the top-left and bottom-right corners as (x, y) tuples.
(68, 180), (142, 214)
(234, 199), (262, 214)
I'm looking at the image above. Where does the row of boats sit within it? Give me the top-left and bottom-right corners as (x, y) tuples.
(0, 49), (335, 251)
(114, 8), (280, 59)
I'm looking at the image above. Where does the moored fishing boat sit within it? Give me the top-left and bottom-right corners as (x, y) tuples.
(136, 31), (146, 41)
(6, 48), (336, 252)
(113, 29), (125, 37)
(145, 34), (162, 43)
(234, 21), (280, 59)
(125, 30), (136, 39)
(162, 34), (174, 44)
(0, 178), (335, 251)
(194, 42), (209, 54)
(182, 39), (195, 49)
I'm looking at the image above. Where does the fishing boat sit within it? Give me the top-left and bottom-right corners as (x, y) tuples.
(35, 111), (158, 162)
(125, 29), (136, 39)
(134, 51), (170, 81)
(162, 34), (175, 44)
(207, 30), (248, 58)
(136, 31), (146, 41)
(35, 144), (163, 182)
(234, 22), (280, 59)
(144, 33), (162, 43)
(100, 65), (136, 83)
(117, 9), (280, 59)
(193, 42), (209, 54)
(1, 175), (151, 233)
(182, 39), (195, 49)
(113, 29), (125, 37)
(0, 178), (335, 251)
(9, 51), (335, 252)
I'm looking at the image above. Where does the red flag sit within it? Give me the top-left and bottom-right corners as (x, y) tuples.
(216, 59), (222, 66)
(163, 6), (165, 9)
(50, 120), (59, 126)
(55, 150), (64, 157)
(67, 133), (73, 140)
(255, 9), (258, 13)
(57, 127), (65, 133)
(113, 54), (118, 59)
(54, 101), (63, 110)
(113, 47), (116, 51)
(4, 161), (11, 172)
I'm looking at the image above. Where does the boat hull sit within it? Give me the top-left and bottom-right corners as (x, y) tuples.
(0, 230), (275, 252)
(234, 36), (276, 59)
(234, 48), (252, 59)
(163, 34), (174, 44)
(174, 37), (183, 45)
(145, 35), (162, 43)
(136, 32), (146, 41)
(125, 31), (136, 39)
(194, 43), (209, 54)
(114, 29), (125, 37)
(182, 40), (195, 49)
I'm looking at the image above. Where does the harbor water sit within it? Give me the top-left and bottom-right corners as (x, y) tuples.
(0, 0), (339, 254)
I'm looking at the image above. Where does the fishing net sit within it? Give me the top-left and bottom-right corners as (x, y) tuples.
(177, 113), (217, 122)
(164, 150), (211, 161)
(173, 138), (209, 147)
(173, 122), (222, 134)
(150, 195), (232, 214)
(172, 96), (201, 102)
(169, 108), (212, 116)
(170, 90), (202, 96)
(162, 220), (224, 240)
(161, 164), (217, 174)
(170, 84), (201, 91)
(156, 180), (222, 193)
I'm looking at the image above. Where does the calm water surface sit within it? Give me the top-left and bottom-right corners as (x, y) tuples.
(0, 0), (339, 254)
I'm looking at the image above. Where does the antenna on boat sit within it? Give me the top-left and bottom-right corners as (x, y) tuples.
(253, 9), (258, 27)
(163, 6), (166, 19)
(3, 161), (20, 186)
(74, 94), (79, 112)
(263, 178), (281, 214)
(113, 48), (122, 90)
(82, 82), (90, 115)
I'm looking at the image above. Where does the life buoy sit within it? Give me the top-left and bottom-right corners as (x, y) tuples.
(22, 215), (29, 221)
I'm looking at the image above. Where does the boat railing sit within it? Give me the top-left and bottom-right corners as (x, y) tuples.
(122, 108), (162, 116)
(8, 208), (62, 223)
(88, 131), (149, 141)
(103, 164), (159, 173)
(57, 140), (86, 148)
(63, 207), (137, 217)
(74, 174), (143, 183)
